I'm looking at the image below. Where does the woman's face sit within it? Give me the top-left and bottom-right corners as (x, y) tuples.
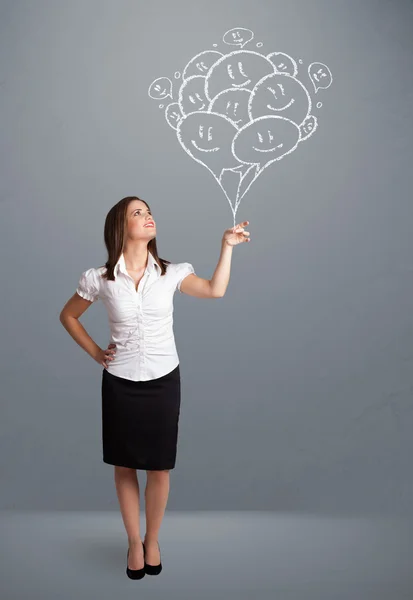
(126, 200), (156, 240)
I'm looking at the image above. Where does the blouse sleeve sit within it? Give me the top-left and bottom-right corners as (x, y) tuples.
(176, 262), (195, 294)
(76, 268), (100, 302)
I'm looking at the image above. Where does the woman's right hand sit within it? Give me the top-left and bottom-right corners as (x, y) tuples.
(95, 343), (117, 369)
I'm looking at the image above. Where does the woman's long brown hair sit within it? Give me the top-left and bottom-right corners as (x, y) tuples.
(99, 196), (170, 281)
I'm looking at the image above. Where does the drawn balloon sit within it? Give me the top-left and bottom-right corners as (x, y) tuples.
(266, 52), (298, 77)
(308, 62), (333, 93)
(223, 27), (254, 49)
(208, 88), (252, 129)
(165, 103), (184, 130)
(148, 77), (173, 100)
(205, 50), (276, 103)
(182, 51), (224, 80)
(148, 29), (334, 227)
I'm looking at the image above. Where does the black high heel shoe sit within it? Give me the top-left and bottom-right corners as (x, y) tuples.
(126, 542), (145, 580)
(143, 541), (162, 575)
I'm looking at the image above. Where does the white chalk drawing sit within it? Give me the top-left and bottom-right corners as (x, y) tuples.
(300, 115), (318, 141)
(223, 27), (254, 49)
(165, 102), (184, 129)
(308, 62), (333, 93)
(148, 28), (334, 227)
(267, 52), (298, 77)
(182, 51), (224, 80)
(248, 72), (311, 126)
(148, 77), (173, 100)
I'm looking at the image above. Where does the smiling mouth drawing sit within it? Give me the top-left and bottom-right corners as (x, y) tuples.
(232, 80), (251, 88)
(267, 98), (295, 111)
(191, 141), (220, 152)
(252, 143), (284, 152)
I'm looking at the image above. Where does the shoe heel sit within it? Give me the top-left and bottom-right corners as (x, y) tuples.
(143, 541), (162, 575)
(126, 542), (146, 580)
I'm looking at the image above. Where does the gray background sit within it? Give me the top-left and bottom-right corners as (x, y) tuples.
(2, 0), (413, 519)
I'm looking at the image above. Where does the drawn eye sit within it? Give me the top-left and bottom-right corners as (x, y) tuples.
(238, 62), (247, 77)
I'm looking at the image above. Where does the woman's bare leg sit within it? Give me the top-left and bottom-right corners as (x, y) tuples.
(114, 465), (144, 569)
(144, 469), (170, 564)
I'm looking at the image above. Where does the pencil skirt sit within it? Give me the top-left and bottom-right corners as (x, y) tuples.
(101, 364), (181, 470)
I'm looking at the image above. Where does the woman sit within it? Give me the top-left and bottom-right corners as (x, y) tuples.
(59, 195), (250, 579)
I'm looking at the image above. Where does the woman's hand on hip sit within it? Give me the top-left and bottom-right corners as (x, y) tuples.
(95, 343), (117, 369)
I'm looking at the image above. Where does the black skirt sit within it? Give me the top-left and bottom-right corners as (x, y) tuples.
(101, 364), (181, 470)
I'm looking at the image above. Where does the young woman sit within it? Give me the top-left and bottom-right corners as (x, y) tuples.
(59, 195), (250, 579)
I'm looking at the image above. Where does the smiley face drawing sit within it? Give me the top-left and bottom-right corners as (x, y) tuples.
(248, 73), (311, 126)
(165, 103), (184, 130)
(223, 28), (254, 49)
(178, 75), (210, 116)
(148, 77), (173, 100)
(308, 62), (333, 93)
(233, 115), (301, 172)
(182, 50), (223, 80)
(205, 50), (275, 103)
(177, 111), (240, 179)
(208, 88), (251, 129)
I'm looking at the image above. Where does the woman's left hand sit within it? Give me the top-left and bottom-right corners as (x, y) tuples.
(222, 221), (251, 247)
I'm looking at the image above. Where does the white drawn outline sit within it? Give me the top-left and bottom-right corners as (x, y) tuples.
(165, 102), (184, 130)
(308, 62), (333, 93)
(178, 75), (210, 115)
(266, 52), (298, 77)
(207, 87), (252, 129)
(247, 71), (312, 127)
(232, 115), (302, 207)
(204, 49), (276, 101)
(223, 27), (254, 49)
(148, 77), (173, 100)
(177, 111), (250, 220)
(182, 50), (224, 80)
(299, 114), (318, 141)
(148, 30), (333, 227)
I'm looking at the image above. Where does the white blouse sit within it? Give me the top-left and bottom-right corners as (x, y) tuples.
(76, 251), (195, 381)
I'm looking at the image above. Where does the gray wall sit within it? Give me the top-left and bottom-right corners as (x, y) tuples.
(1, 0), (413, 515)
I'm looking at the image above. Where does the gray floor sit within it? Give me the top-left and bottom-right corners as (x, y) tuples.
(2, 511), (413, 599)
